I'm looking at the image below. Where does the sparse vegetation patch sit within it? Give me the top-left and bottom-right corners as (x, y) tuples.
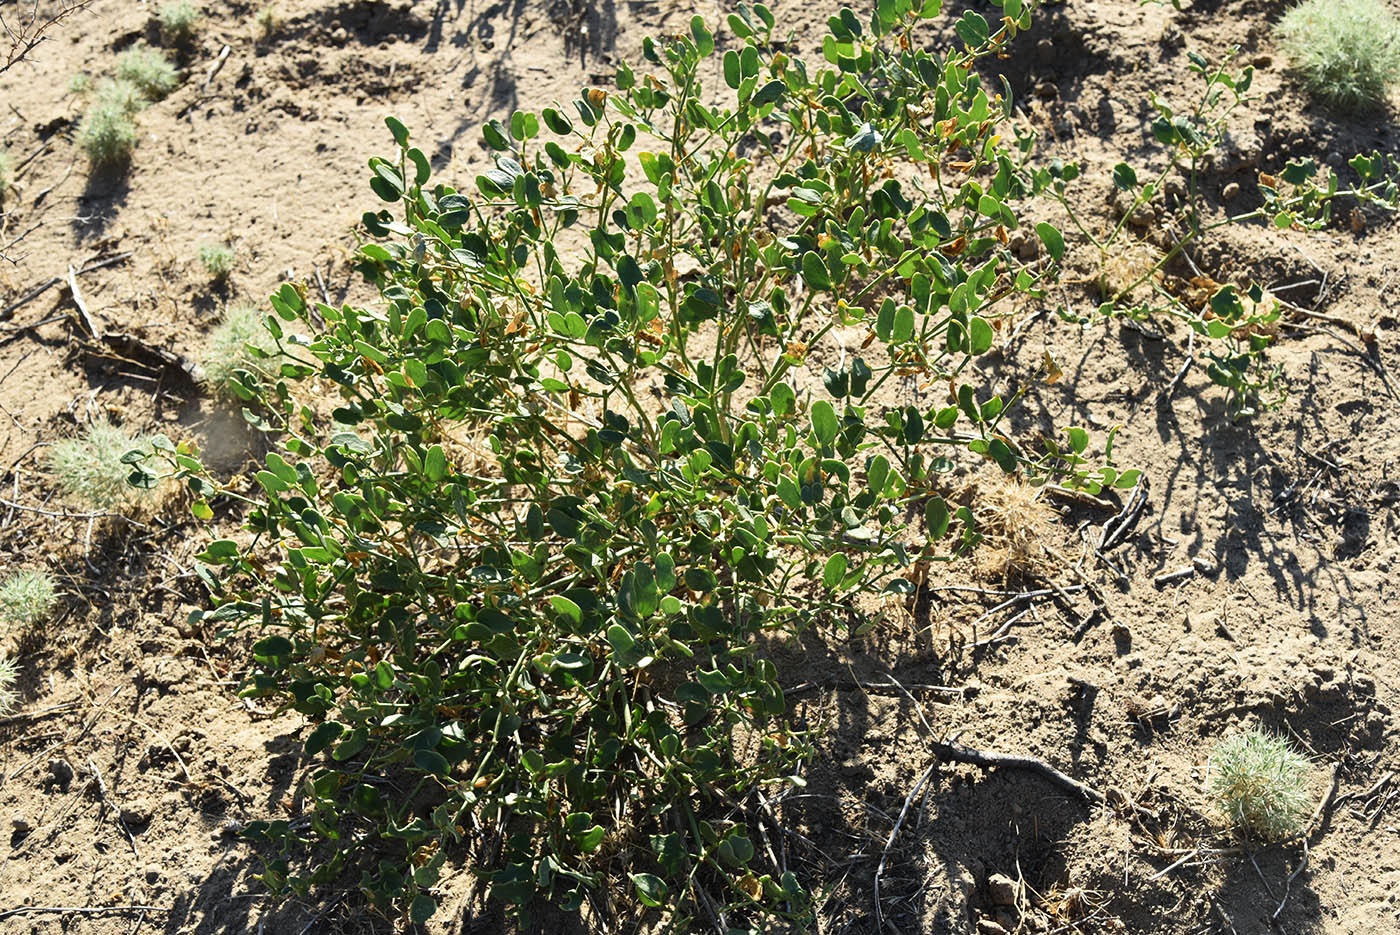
(114, 46), (179, 101)
(1278, 0), (1400, 113)
(157, 0), (201, 45)
(0, 654), (18, 715)
(1208, 727), (1314, 841)
(0, 570), (58, 632)
(201, 303), (286, 393)
(49, 420), (155, 511)
(198, 242), (235, 280)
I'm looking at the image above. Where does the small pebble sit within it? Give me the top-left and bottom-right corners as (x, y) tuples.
(1221, 182), (1241, 201)
(987, 872), (1019, 906)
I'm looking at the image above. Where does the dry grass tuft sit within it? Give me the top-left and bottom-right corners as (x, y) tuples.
(1098, 238), (1162, 301)
(970, 475), (1058, 580)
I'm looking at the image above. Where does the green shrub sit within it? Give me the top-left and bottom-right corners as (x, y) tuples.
(79, 97), (138, 167)
(0, 655), (17, 715)
(140, 1), (1137, 925)
(95, 77), (147, 113)
(1278, 0), (1400, 113)
(0, 570), (58, 631)
(0, 150), (11, 202)
(115, 46), (180, 101)
(49, 420), (155, 510)
(201, 303), (287, 393)
(1208, 728), (1313, 841)
(198, 242), (235, 280)
(158, 0), (201, 44)
(68, 72), (93, 95)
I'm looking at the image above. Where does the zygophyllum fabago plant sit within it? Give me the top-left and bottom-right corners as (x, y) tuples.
(134, 0), (1140, 926)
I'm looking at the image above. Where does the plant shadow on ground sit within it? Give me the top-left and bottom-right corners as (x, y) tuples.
(425, 0), (617, 177)
(73, 166), (131, 241)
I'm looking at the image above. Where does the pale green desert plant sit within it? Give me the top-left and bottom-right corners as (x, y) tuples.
(114, 46), (179, 101)
(254, 4), (281, 40)
(0, 150), (11, 202)
(1278, 0), (1400, 113)
(201, 304), (286, 394)
(158, 0), (201, 44)
(198, 243), (235, 280)
(1208, 728), (1314, 840)
(79, 79), (146, 167)
(0, 655), (17, 715)
(0, 570), (57, 631)
(48, 420), (155, 510)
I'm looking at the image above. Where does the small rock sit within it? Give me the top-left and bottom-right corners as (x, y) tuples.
(978, 921), (1010, 935)
(120, 800), (154, 827)
(47, 759), (74, 790)
(1221, 182), (1241, 201)
(988, 872), (1020, 906)
(11, 816), (33, 834)
(1010, 232), (1039, 261)
(145, 864), (161, 883)
(1218, 130), (1260, 172)
(331, 26), (348, 44)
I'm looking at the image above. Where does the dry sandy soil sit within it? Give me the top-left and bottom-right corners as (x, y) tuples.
(1, 0), (1399, 932)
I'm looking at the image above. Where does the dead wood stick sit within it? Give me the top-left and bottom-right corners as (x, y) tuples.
(67, 263), (102, 338)
(30, 163), (73, 205)
(1271, 838), (1308, 921)
(1159, 330), (1195, 404)
(87, 755), (139, 857)
(203, 43), (231, 89)
(969, 584), (1086, 639)
(1153, 565), (1195, 587)
(874, 760), (937, 932)
(0, 906), (166, 921)
(76, 251), (133, 274)
(314, 264), (331, 305)
(0, 496), (145, 525)
(929, 737), (1105, 805)
(784, 678), (966, 697)
(1099, 478), (1148, 552)
(1044, 485), (1116, 510)
(0, 275), (60, 321)
(0, 252), (131, 323)
(85, 331), (201, 384)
